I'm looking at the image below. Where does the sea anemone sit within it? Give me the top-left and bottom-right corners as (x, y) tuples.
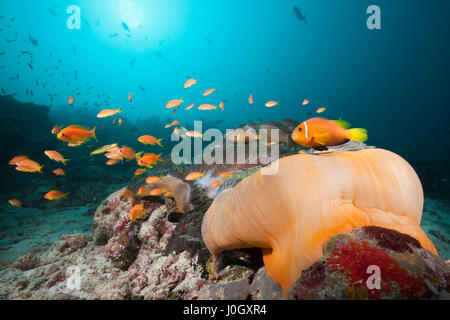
(201, 149), (438, 296)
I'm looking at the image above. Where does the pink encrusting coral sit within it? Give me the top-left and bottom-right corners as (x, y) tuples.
(327, 240), (429, 299)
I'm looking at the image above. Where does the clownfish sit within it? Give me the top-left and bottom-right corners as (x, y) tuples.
(291, 117), (367, 151)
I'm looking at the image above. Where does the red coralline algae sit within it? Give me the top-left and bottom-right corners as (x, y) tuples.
(326, 241), (430, 299)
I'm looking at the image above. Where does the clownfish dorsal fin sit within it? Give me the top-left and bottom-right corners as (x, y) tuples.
(332, 120), (351, 129)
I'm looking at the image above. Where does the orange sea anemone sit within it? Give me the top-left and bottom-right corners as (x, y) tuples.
(201, 149), (437, 296)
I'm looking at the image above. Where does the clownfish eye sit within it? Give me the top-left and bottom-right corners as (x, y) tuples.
(298, 127), (302, 131)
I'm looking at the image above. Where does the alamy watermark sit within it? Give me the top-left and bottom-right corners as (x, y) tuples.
(367, 5), (381, 30)
(66, 5), (81, 30)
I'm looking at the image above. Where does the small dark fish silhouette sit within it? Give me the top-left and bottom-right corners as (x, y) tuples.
(6, 39), (16, 43)
(28, 62), (33, 70)
(0, 52), (4, 55)
(293, 6), (307, 24)
(122, 22), (130, 32)
(48, 8), (58, 16)
(28, 34), (39, 47)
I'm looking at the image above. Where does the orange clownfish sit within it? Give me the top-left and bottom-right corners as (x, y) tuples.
(291, 117), (368, 151)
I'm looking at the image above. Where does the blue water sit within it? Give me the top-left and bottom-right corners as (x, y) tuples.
(0, 1), (449, 260)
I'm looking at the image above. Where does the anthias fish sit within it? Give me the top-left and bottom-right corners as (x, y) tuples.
(138, 135), (163, 146)
(44, 190), (68, 200)
(57, 125), (97, 144)
(44, 150), (69, 166)
(97, 108), (121, 118)
(184, 79), (197, 88)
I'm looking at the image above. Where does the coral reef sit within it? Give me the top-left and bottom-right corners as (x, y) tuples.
(288, 227), (450, 300)
(0, 112), (448, 299)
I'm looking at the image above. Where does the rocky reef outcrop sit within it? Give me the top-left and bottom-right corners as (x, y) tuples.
(0, 180), (449, 299)
(0, 117), (449, 300)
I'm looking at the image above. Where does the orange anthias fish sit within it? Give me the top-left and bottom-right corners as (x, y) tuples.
(198, 104), (217, 111)
(57, 125), (97, 144)
(185, 131), (203, 138)
(166, 99), (184, 109)
(184, 78), (197, 89)
(137, 186), (150, 196)
(9, 156), (28, 165)
(291, 117), (368, 151)
(130, 204), (146, 221)
(248, 94), (253, 104)
(51, 125), (62, 134)
(119, 146), (141, 160)
(171, 120), (180, 126)
(138, 135), (163, 147)
(265, 101), (279, 107)
(44, 150), (69, 166)
(219, 102), (224, 111)
(316, 107), (326, 113)
(128, 93), (132, 102)
(203, 88), (215, 96)
(106, 159), (119, 165)
(121, 189), (133, 199)
(302, 99), (309, 106)
(210, 180), (223, 189)
(68, 141), (84, 147)
(44, 190), (68, 200)
(68, 95), (74, 105)
(137, 153), (163, 167)
(105, 151), (123, 160)
(118, 118), (123, 126)
(185, 103), (195, 110)
(134, 168), (147, 176)
(9, 199), (22, 207)
(15, 158), (43, 173)
(146, 176), (162, 184)
(149, 188), (169, 196)
(185, 172), (205, 181)
(53, 168), (66, 176)
(97, 108), (121, 118)
(219, 172), (233, 179)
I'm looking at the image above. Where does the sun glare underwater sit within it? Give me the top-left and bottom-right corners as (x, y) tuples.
(0, 0), (449, 301)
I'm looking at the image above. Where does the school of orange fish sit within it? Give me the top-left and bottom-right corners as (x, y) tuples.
(9, 77), (356, 223)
